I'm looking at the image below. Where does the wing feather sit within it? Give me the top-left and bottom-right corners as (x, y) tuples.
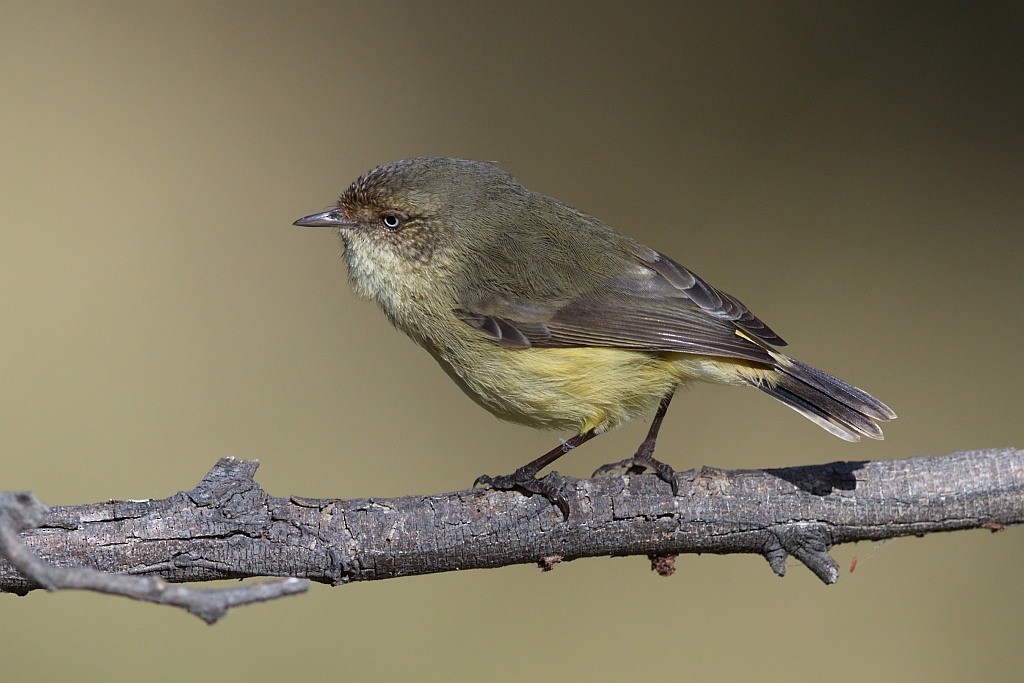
(458, 242), (782, 365)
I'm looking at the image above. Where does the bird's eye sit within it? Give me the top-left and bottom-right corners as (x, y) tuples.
(380, 213), (401, 230)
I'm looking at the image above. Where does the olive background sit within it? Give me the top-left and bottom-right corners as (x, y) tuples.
(2, 2), (1021, 681)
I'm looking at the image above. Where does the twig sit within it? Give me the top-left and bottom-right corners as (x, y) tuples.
(1, 449), (1020, 621)
(0, 491), (307, 624)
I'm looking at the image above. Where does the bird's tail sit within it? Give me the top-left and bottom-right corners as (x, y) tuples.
(755, 354), (897, 441)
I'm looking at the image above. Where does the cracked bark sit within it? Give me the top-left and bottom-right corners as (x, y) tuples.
(0, 447), (1021, 621)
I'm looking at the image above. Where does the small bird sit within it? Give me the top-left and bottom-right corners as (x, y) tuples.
(295, 157), (895, 515)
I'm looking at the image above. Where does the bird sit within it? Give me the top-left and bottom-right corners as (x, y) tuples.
(294, 157), (895, 516)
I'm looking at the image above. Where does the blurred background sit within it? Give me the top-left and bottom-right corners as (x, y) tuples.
(1, 2), (1021, 681)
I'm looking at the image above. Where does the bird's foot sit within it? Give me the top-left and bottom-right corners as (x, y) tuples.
(592, 451), (679, 495)
(474, 468), (570, 520)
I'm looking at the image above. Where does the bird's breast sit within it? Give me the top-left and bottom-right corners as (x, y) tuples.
(426, 336), (680, 434)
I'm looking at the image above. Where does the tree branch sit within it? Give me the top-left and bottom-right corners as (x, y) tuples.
(0, 490), (308, 624)
(1, 448), (1020, 621)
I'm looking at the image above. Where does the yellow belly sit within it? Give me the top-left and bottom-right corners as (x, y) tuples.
(430, 340), (774, 434)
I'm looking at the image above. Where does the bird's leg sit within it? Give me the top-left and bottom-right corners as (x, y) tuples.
(592, 391), (679, 494)
(474, 429), (597, 519)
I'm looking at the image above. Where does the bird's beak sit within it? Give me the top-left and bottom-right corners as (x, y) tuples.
(293, 210), (356, 229)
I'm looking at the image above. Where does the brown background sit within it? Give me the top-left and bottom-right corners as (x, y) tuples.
(2, 2), (1022, 681)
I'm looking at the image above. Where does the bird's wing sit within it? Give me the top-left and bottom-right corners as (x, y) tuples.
(621, 242), (785, 347)
(457, 241), (784, 365)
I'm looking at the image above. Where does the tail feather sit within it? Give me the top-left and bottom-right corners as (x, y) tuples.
(755, 355), (896, 441)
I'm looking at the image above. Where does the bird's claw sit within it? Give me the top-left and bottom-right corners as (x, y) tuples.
(593, 453), (679, 495)
(474, 468), (570, 520)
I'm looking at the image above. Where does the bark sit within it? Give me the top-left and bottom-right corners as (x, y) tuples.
(1, 448), (1021, 622)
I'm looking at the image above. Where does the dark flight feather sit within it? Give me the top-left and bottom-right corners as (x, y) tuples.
(458, 243), (780, 366)
(755, 358), (896, 441)
(623, 243), (786, 347)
